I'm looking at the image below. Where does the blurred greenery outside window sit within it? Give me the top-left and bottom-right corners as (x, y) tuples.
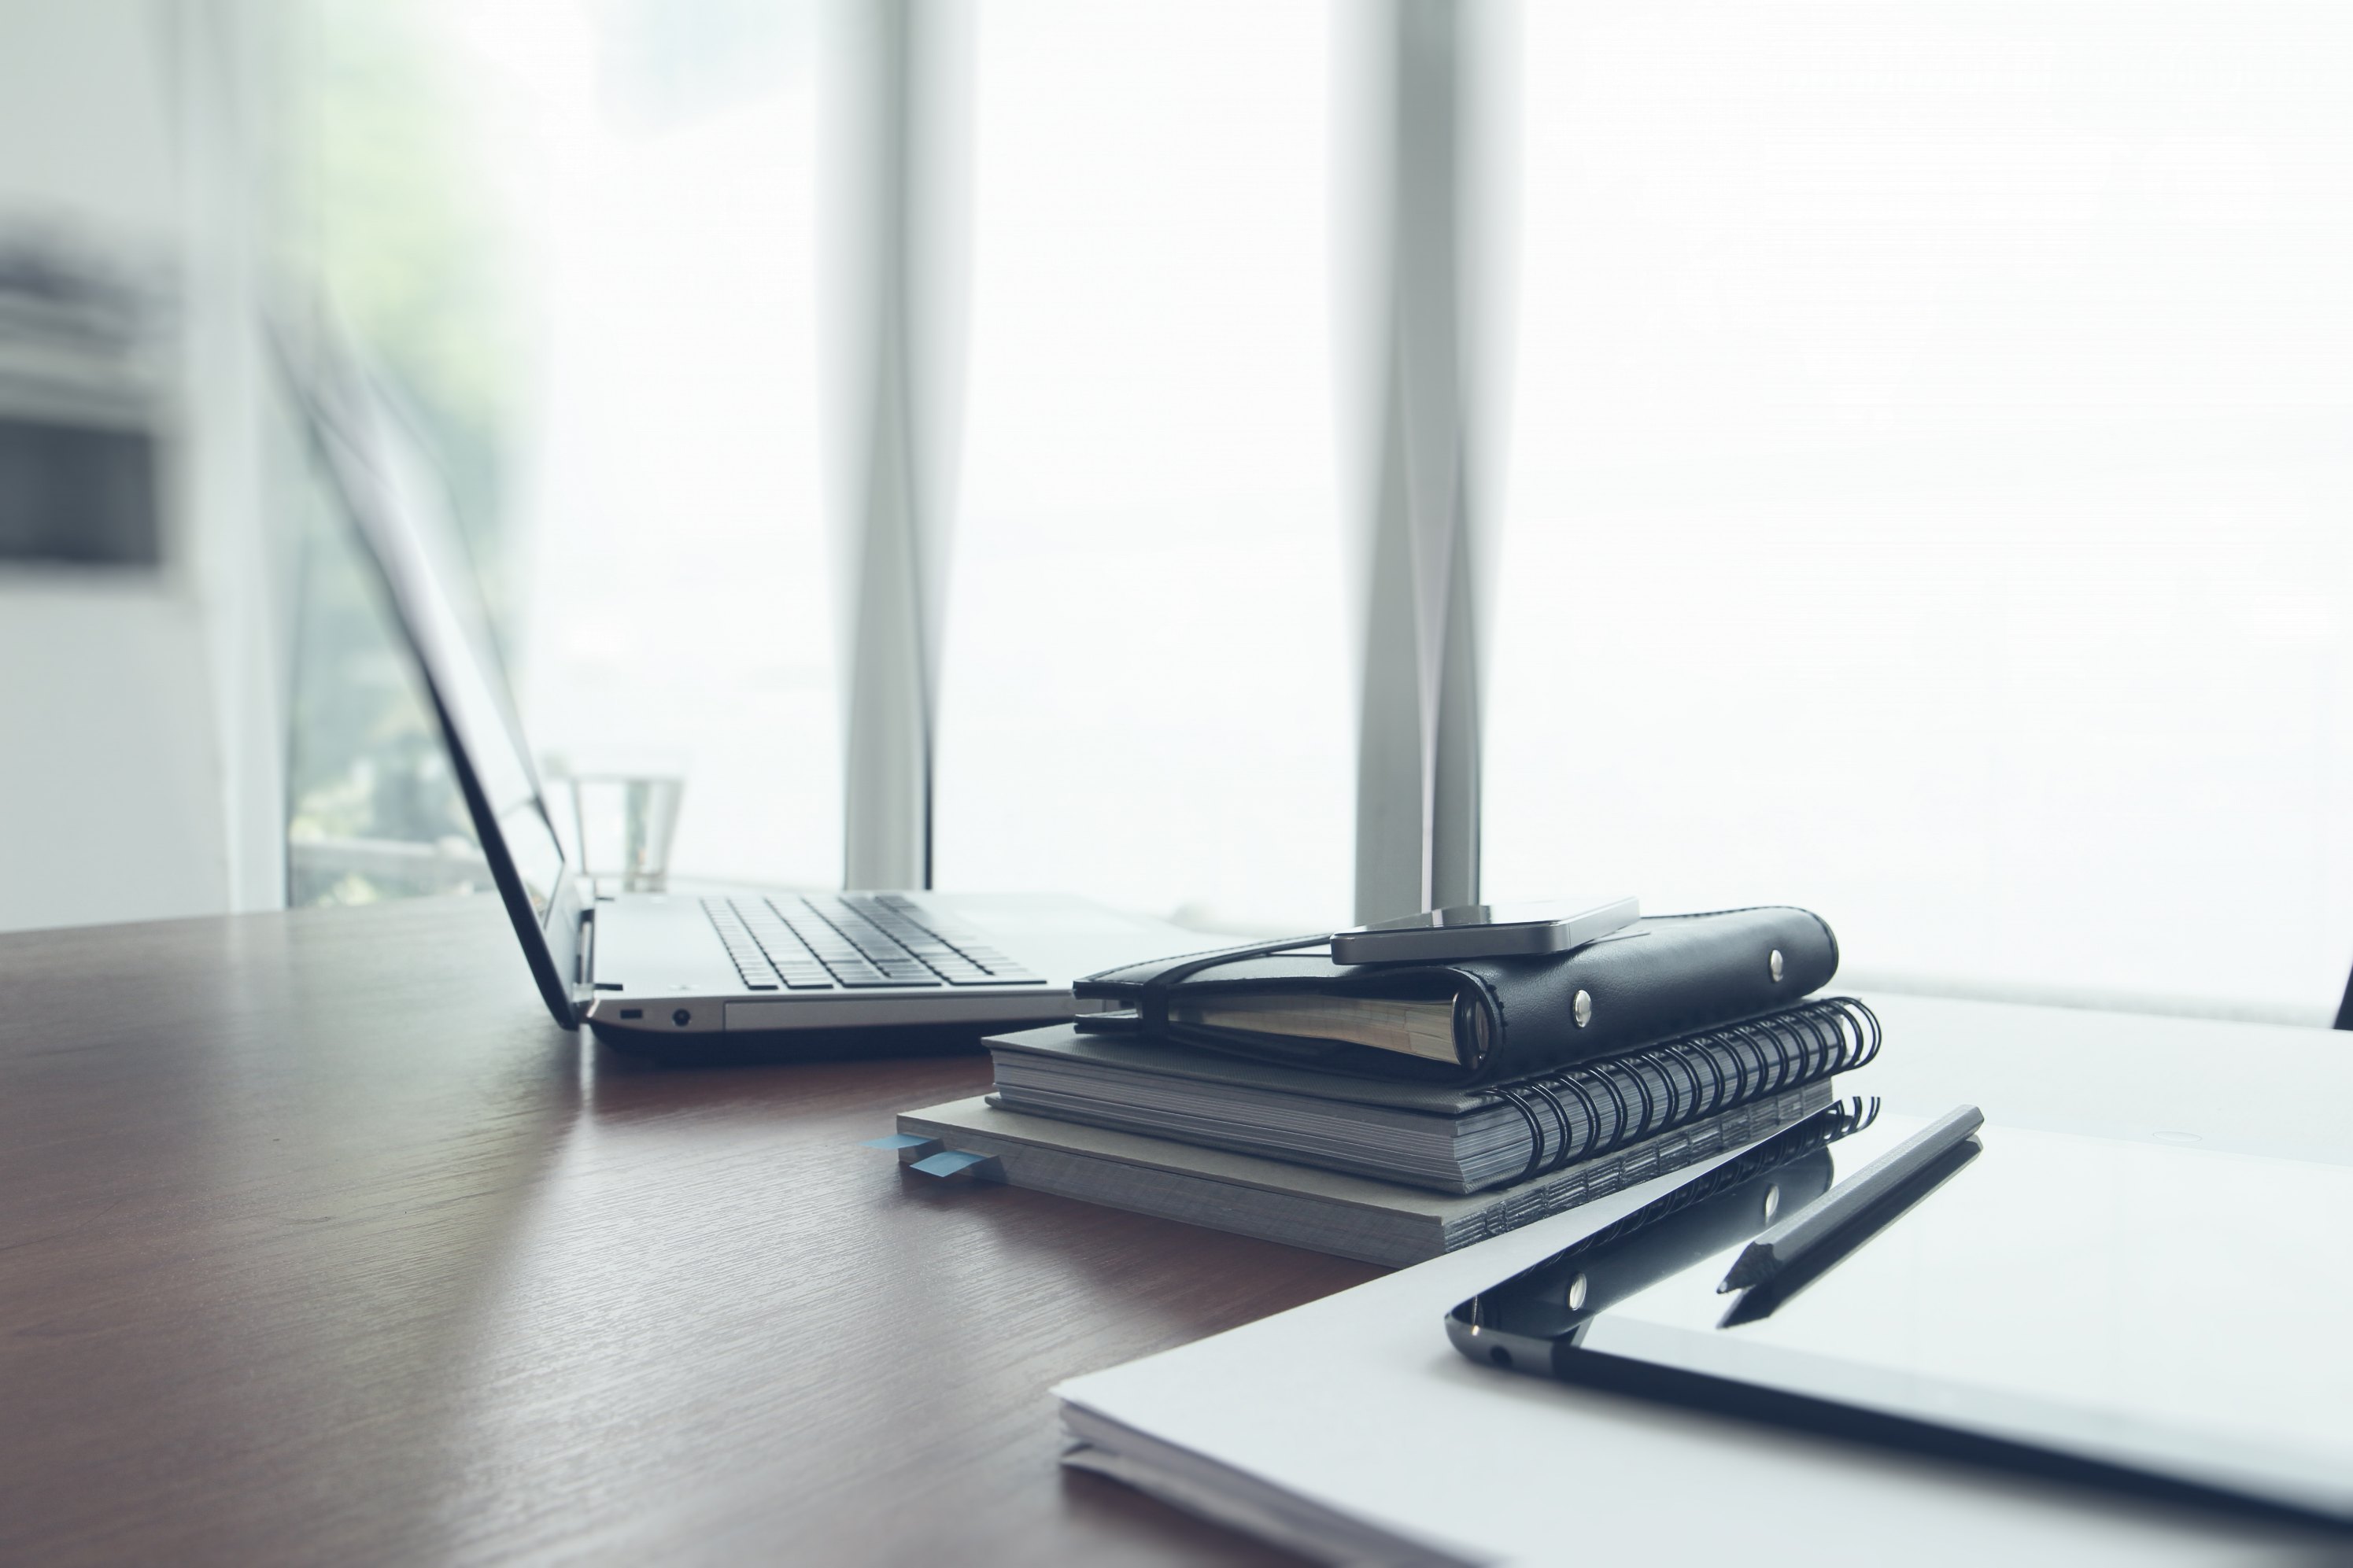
(279, 0), (832, 909)
(280, 1), (534, 906)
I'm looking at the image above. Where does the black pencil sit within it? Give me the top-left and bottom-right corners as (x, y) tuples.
(1717, 1103), (1985, 1293)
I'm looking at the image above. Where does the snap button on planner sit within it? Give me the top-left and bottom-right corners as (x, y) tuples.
(1768, 948), (1784, 982)
(1572, 989), (1592, 1027)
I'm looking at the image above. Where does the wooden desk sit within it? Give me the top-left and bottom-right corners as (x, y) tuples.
(0, 897), (1373, 1562)
(11, 898), (2351, 1562)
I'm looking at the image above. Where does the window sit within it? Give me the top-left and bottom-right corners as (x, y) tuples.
(284, 0), (840, 898)
(936, 0), (1351, 933)
(1487, 4), (2353, 1017)
(274, 1), (2353, 1013)
(504, 1), (838, 890)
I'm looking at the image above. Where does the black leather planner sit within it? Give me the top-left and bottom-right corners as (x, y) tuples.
(1075, 905), (1841, 1087)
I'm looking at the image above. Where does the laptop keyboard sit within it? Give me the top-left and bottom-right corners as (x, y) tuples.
(702, 894), (1043, 992)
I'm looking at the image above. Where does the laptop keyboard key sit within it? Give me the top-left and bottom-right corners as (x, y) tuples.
(711, 893), (1049, 991)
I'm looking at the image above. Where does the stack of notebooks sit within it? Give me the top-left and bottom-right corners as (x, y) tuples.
(895, 906), (1880, 1267)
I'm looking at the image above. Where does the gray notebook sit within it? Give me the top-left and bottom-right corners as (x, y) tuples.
(895, 1082), (1836, 1268)
(987, 998), (1876, 1195)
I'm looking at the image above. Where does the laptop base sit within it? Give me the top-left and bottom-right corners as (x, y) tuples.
(587, 1013), (1056, 1066)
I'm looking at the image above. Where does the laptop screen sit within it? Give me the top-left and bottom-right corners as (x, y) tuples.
(279, 323), (586, 1029)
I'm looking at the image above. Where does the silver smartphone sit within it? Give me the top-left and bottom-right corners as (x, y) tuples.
(1329, 895), (1640, 965)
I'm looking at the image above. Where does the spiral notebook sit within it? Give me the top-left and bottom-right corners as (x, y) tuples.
(987, 997), (1879, 1195)
(896, 1083), (1836, 1268)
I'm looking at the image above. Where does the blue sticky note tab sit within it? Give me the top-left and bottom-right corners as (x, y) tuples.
(861, 1134), (935, 1151)
(909, 1149), (995, 1179)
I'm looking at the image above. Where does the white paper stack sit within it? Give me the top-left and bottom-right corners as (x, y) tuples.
(1052, 1152), (2301, 1566)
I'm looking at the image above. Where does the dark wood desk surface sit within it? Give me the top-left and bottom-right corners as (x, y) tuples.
(0, 897), (1377, 1563)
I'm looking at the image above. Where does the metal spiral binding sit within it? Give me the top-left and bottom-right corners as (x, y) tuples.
(1490, 996), (1882, 1186)
(1493, 1094), (1886, 1267)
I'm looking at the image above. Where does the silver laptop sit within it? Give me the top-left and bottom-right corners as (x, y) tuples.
(281, 324), (1211, 1057)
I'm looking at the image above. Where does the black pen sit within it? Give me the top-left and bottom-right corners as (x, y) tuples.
(1717, 1104), (1984, 1293)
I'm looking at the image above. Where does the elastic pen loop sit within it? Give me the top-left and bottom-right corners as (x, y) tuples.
(1133, 931), (1335, 1034)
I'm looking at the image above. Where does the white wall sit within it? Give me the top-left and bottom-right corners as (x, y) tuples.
(0, 0), (286, 932)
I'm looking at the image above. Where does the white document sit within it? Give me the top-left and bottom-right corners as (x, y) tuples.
(1055, 1145), (2324, 1567)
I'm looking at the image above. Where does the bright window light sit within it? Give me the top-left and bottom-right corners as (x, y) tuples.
(1487, 3), (2353, 1018)
(936, 0), (1351, 934)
